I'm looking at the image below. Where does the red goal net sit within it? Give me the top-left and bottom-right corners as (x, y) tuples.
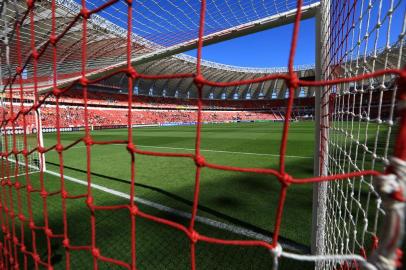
(0, 0), (405, 269)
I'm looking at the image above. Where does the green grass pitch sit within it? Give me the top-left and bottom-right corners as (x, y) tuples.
(0, 121), (396, 269)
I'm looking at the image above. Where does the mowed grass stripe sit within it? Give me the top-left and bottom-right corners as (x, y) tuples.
(42, 121), (316, 249)
(43, 168), (306, 253)
(4, 121), (393, 269)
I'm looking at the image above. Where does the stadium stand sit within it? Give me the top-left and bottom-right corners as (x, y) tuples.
(3, 85), (395, 131)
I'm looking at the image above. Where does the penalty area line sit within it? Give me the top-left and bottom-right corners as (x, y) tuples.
(44, 169), (306, 254)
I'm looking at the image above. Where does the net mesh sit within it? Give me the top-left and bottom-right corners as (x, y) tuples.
(0, 94), (40, 176)
(0, 0), (405, 269)
(318, 0), (405, 269)
(1, 134), (40, 177)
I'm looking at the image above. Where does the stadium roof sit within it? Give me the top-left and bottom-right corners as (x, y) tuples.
(1, 0), (404, 99)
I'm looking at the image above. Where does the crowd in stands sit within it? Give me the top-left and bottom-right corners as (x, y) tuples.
(0, 88), (308, 129)
(2, 106), (284, 129)
(38, 107), (283, 127)
(3, 85), (396, 130)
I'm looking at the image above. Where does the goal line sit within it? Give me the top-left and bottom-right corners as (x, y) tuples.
(72, 144), (313, 159)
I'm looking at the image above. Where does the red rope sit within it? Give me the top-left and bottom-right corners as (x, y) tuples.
(0, 0), (405, 269)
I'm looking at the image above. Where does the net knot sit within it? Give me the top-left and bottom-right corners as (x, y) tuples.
(130, 205), (138, 215)
(45, 228), (53, 237)
(80, 8), (90, 19)
(12, 148), (18, 155)
(18, 214), (25, 222)
(126, 0), (133, 5)
(61, 190), (68, 199)
(33, 104), (41, 112)
(62, 238), (70, 249)
(194, 75), (205, 88)
(31, 49), (39, 60)
(80, 77), (89, 86)
(194, 155), (205, 167)
(33, 253), (40, 262)
(53, 88), (62, 97)
(26, 185), (33, 192)
(22, 149), (29, 156)
(287, 73), (299, 89)
(83, 136), (93, 146)
(127, 67), (138, 79)
(55, 144), (64, 153)
(270, 243), (283, 257)
(92, 248), (100, 258)
(37, 146), (45, 153)
(86, 196), (94, 207)
(127, 143), (136, 153)
(14, 181), (21, 189)
(29, 221), (35, 229)
(15, 66), (23, 75)
(13, 237), (18, 245)
(190, 230), (199, 243)
(40, 190), (48, 198)
(281, 173), (293, 186)
(49, 35), (57, 46)
(20, 245), (26, 252)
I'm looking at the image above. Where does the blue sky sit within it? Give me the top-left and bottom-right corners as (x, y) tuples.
(185, 18), (316, 68)
(185, 1), (405, 68)
(78, 0), (404, 69)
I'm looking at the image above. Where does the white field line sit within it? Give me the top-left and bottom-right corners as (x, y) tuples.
(1, 158), (40, 177)
(8, 171), (40, 178)
(74, 144), (312, 159)
(44, 169), (306, 253)
(3, 158), (304, 251)
(2, 159), (372, 265)
(51, 169), (372, 266)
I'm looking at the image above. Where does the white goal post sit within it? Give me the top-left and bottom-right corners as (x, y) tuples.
(312, 0), (406, 270)
(0, 97), (45, 178)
